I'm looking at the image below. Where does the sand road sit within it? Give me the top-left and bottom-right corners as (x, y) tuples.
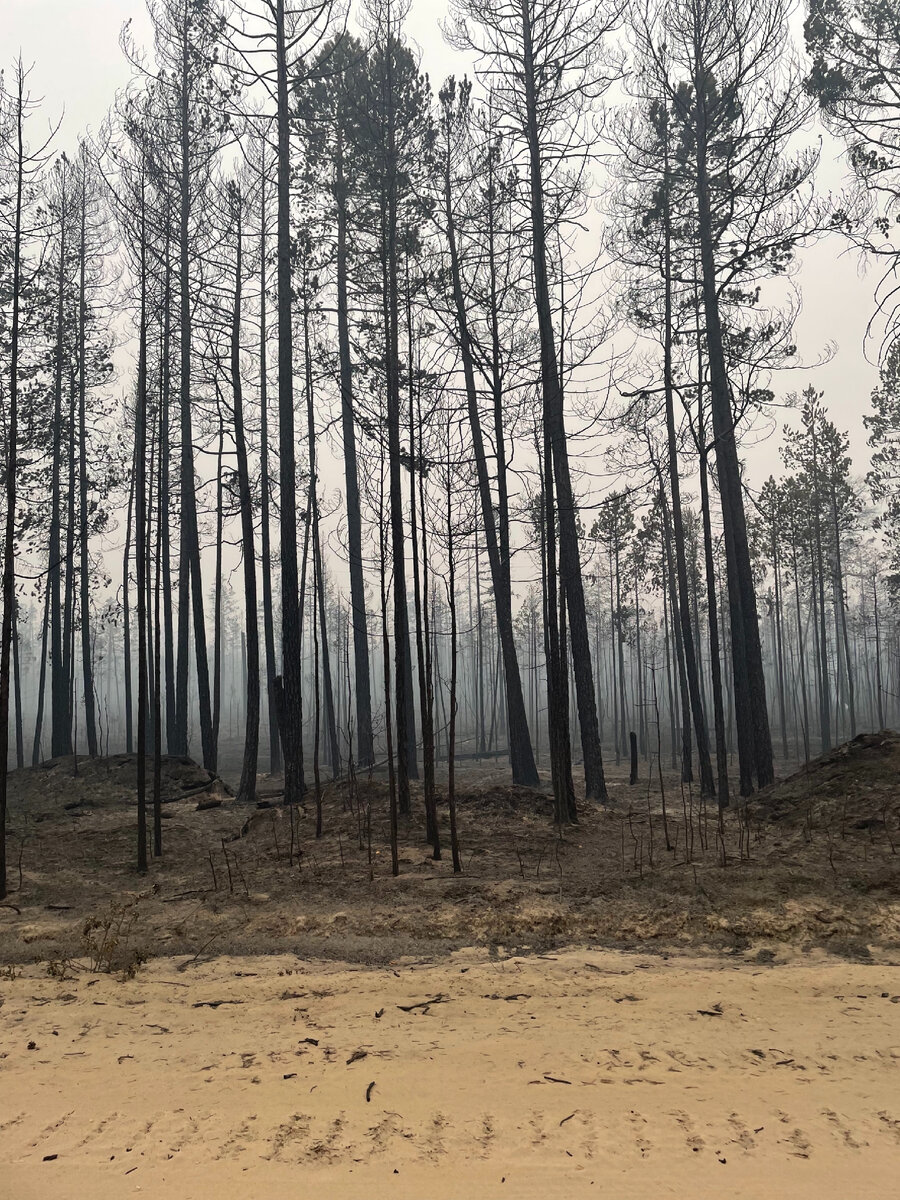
(1, 947), (899, 1199)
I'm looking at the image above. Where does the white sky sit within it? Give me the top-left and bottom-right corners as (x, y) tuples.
(2, 0), (883, 486)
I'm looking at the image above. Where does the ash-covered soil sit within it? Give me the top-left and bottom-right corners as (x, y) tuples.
(1, 733), (898, 970)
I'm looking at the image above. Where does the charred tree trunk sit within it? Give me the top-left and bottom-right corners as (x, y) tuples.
(439, 108), (539, 787)
(0, 72), (24, 896)
(698, 434), (730, 808)
(694, 82), (773, 792)
(32, 575), (51, 765)
(160, 225), (176, 753)
(63, 370), (77, 749)
(335, 131), (373, 769)
(406, 314), (438, 855)
(809, 421), (831, 752)
(76, 173), (98, 756)
(49, 160), (71, 760)
(123, 449), (135, 755)
(658, 484), (692, 784)
(172, 9), (214, 769)
(381, 24), (416, 811)
(136, 176), (149, 873)
(12, 603), (23, 770)
(231, 192), (260, 805)
(446, 430), (462, 872)
(301, 283), (339, 779)
(829, 479), (856, 738)
(275, 0), (305, 803)
(212, 409), (224, 757)
(256, 167), (281, 777)
(660, 144), (714, 797)
(520, 2), (605, 800)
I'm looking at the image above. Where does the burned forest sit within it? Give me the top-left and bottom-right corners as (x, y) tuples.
(0, 0), (899, 1196)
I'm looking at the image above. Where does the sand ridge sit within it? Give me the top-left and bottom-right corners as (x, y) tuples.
(1, 946), (899, 1198)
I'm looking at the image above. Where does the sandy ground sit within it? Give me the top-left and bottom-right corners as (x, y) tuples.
(2, 946), (899, 1199)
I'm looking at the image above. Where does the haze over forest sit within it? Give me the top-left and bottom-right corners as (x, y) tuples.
(1, 0), (900, 889)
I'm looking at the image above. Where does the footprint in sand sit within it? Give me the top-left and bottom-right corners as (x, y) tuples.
(305, 1113), (347, 1163)
(365, 1111), (405, 1157)
(166, 1111), (209, 1154)
(627, 1110), (651, 1157)
(528, 1111), (547, 1146)
(215, 1116), (257, 1160)
(774, 1113), (811, 1159)
(29, 1110), (75, 1151)
(72, 1113), (116, 1151)
(876, 1111), (900, 1143)
(575, 1112), (598, 1160)
(0, 1112), (26, 1137)
(727, 1112), (756, 1150)
(821, 1108), (864, 1149)
(267, 1111), (311, 1161)
(477, 1113), (496, 1156)
(671, 1108), (705, 1153)
(424, 1111), (448, 1156)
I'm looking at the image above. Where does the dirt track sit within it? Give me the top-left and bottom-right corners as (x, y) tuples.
(2, 946), (899, 1199)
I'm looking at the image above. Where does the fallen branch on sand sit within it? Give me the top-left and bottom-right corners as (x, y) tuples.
(396, 994), (451, 1012)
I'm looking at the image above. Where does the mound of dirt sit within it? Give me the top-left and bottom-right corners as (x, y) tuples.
(753, 731), (900, 845)
(454, 784), (554, 814)
(9, 753), (234, 814)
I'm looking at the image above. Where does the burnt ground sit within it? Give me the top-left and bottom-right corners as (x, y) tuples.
(1, 732), (898, 971)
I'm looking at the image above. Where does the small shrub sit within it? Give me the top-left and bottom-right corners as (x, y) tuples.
(46, 957), (78, 980)
(81, 895), (148, 980)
